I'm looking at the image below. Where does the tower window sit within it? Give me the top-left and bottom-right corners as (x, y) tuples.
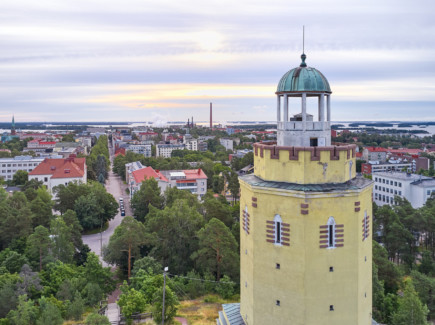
(276, 300), (280, 306)
(274, 214), (283, 245)
(276, 263), (280, 269)
(330, 305), (334, 311)
(329, 266), (334, 272)
(327, 217), (336, 248)
(328, 225), (334, 247)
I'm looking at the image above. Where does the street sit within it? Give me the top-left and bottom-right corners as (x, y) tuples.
(82, 144), (132, 265)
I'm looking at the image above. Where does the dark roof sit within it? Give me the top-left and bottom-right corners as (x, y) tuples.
(222, 304), (245, 325)
(240, 174), (372, 192)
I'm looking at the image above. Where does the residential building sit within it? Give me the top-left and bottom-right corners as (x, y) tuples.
(198, 141), (208, 152)
(362, 147), (388, 162)
(0, 156), (45, 181)
(126, 144), (152, 157)
(29, 155), (87, 194)
(125, 161), (144, 184)
(185, 139), (198, 151)
(137, 132), (158, 141)
(362, 161), (411, 175)
(156, 143), (185, 158)
(129, 166), (169, 198)
(373, 171), (435, 208)
(160, 169), (207, 198)
(24, 140), (57, 152)
(220, 138), (233, 151)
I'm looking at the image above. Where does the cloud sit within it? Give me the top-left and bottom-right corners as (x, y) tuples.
(0, 0), (434, 121)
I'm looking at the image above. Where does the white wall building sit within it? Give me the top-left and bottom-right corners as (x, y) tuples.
(29, 156), (87, 194)
(373, 171), (435, 208)
(126, 144), (152, 157)
(220, 138), (234, 151)
(0, 156), (45, 181)
(156, 144), (185, 158)
(160, 169), (208, 198)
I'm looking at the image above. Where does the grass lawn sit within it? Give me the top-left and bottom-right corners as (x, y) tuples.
(177, 294), (239, 325)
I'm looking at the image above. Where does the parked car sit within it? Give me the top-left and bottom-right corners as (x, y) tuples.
(121, 209), (125, 216)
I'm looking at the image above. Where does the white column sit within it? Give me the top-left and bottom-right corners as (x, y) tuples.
(326, 95), (331, 121)
(284, 94), (288, 122)
(276, 95), (281, 122)
(319, 94), (325, 121)
(302, 93), (307, 131)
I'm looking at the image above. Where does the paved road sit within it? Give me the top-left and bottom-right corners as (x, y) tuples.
(82, 146), (133, 265)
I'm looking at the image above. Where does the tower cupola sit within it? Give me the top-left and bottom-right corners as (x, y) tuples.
(276, 53), (332, 147)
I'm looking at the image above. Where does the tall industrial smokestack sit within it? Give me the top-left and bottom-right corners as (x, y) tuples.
(210, 102), (212, 129)
(191, 116), (193, 127)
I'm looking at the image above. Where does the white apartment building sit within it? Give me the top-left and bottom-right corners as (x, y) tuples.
(185, 139), (198, 151)
(126, 144), (152, 157)
(160, 169), (208, 198)
(0, 156), (45, 181)
(220, 138), (234, 151)
(373, 171), (435, 208)
(156, 144), (185, 158)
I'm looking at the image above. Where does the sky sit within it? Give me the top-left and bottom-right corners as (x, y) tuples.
(1, 0), (434, 123)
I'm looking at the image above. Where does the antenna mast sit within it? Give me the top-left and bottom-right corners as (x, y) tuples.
(303, 25), (305, 53)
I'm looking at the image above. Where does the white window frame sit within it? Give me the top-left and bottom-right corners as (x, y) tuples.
(274, 214), (282, 246)
(327, 216), (336, 248)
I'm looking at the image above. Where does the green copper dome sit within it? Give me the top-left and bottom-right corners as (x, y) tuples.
(276, 54), (331, 93)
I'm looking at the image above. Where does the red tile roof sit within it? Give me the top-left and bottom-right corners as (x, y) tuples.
(183, 169), (207, 180)
(29, 157), (86, 179)
(388, 148), (422, 155)
(132, 166), (169, 183)
(365, 146), (388, 152)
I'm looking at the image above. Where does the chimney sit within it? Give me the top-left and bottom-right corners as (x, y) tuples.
(210, 102), (212, 129)
(191, 116), (193, 127)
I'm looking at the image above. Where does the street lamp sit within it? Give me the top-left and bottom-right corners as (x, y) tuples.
(162, 266), (168, 325)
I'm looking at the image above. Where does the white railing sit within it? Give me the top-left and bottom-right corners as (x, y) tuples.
(277, 121), (330, 131)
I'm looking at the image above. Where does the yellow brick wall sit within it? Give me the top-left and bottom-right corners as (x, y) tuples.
(240, 147), (372, 325)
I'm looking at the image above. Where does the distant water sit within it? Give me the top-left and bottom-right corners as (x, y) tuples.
(1, 121), (434, 137)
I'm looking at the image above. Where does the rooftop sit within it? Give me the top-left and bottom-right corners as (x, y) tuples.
(276, 54), (331, 94)
(132, 166), (168, 183)
(29, 156), (86, 179)
(375, 171), (432, 182)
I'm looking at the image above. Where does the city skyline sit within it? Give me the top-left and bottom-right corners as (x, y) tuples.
(1, 0), (434, 123)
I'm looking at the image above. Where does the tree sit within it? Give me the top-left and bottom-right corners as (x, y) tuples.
(82, 253), (115, 295)
(74, 193), (104, 230)
(192, 218), (239, 280)
(84, 313), (111, 325)
(66, 291), (85, 321)
(103, 216), (147, 279)
(391, 279), (429, 325)
(151, 286), (179, 324)
(146, 201), (204, 275)
(36, 297), (63, 325)
(11, 170), (28, 186)
(117, 286), (146, 324)
(131, 178), (163, 222)
(132, 256), (162, 277)
(50, 217), (75, 264)
(7, 295), (38, 325)
(203, 196), (233, 226)
(227, 171), (240, 204)
(26, 226), (51, 271)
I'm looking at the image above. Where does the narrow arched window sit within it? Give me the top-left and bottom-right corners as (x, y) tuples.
(362, 210), (369, 241)
(274, 214), (282, 244)
(327, 217), (336, 248)
(243, 205), (250, 235)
